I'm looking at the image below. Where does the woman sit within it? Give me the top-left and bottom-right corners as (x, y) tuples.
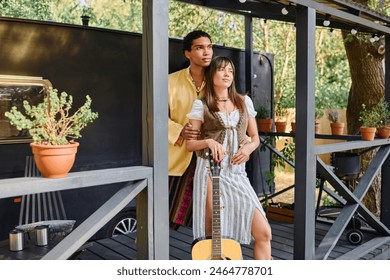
(186, 56), (272, 260)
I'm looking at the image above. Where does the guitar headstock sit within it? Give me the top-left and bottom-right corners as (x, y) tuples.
(206, 149), (221, 177)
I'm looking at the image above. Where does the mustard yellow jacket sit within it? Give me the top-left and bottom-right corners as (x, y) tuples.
(168, 67), (205, 176)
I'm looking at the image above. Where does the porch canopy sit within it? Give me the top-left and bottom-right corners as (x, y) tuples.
(144, 0), (390, 259)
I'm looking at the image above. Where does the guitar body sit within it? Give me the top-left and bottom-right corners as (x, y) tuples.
(192, 238), (242, 260)
(191, 149), (242, 260)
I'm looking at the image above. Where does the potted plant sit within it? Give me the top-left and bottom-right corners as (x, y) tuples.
(5, 88), (98, 178)
(274, 103), (288, 133)
(255, 104), (272, 133)
(375, 98), (390, 139)
(358, 103), (381, 141)
(315, 108), (324, 134)
(327, 109), (345, 135)
(290, 118), (296, 133)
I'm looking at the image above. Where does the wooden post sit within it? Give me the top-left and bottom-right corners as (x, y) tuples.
(381, 35), (390, 227)
(294, 5), (317, 260)
(142, 0), (169, 260)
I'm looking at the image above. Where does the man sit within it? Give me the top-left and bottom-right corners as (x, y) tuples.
(168, 30), (213, 229)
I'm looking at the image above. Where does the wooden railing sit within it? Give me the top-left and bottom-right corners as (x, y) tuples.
(0, 166), (153, 260)
(260, 133), (390, 259)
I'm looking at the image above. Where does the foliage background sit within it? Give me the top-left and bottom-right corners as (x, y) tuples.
(1, 0), (389, 213)
(0, 0), (358, 111)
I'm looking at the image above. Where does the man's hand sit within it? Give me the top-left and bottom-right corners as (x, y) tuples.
(181, 123), (200, 140)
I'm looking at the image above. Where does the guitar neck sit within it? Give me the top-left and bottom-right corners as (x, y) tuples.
(211, 176), (221, 258)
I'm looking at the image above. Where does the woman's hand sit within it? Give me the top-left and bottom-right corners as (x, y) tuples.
(231, 143), (252, 165)
(206, 139), (225, 162)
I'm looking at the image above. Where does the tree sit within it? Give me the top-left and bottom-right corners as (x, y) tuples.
(341, 0), (387, 215)
(0, 0), (52, 20)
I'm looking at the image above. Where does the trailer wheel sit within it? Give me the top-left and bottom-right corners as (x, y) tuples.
(107, 210), (137, 237)
(346, 229), (363, 245)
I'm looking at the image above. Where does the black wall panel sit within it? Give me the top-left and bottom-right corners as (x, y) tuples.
(0, 18), (274, 239)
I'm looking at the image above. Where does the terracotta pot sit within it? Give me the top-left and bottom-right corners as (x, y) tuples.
(291, 122), (296, 133)
(30, 142), (79, 178)
(275, 121), (287, 133)
(360, 127), (376, 141)
(377, 126), (390, 139)
(257, 118), (273, 133)
(315, 122), (321, 134)
(330, 122), (345, 135)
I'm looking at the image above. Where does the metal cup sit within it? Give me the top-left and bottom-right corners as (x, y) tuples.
(9, 229), (24, 251)
(35, 225), (49, 246)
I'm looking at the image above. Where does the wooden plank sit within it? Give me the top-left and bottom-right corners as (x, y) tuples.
(337, 237), (390, 260)
(176, 226), (194, 237)
(120, 231), (183, 260)
(170, 236), (193, 252)
(0, 235), (64, 260)
(362, 243), (390, 260)
(170, 229), (193, 242)
(76, 249), (103, 260)
(75, 220), (390, 260)
(0, 166), (153, 199)
(85, 241), (128, 260)
(266, 203), (294, 224)
(97, 238), (137, 259)
(269, 221), (371, 258)
(268, 247), (293, 260)
(167, 243), (191, 260)
(113, 234), (151, 260)
(315, 137), (390, 155)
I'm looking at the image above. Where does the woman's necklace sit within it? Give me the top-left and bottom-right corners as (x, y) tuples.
(216, 96), (230, 102)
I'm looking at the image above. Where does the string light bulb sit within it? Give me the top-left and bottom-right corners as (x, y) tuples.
(239, 0), (246, 3)
(281, 7), (289, 15)
(374, 34), (380, 41)
(323, 14), (330, 27)
(264, 19), (267, 27)
(328, 28), (334, 36)
(351, 28), (357, 35)
(369, 34), (375, 43)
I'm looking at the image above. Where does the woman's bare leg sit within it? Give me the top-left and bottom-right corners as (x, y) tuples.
(205, 177), (213, 237)
(251, 208), (272, 260)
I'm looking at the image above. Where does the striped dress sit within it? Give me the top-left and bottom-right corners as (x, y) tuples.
(187, 96), (267, 244)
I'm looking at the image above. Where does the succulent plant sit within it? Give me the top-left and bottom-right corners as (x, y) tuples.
(255, 104), (270, 119)
(327, 109), (340, 123)
(5, 88), (98, 145)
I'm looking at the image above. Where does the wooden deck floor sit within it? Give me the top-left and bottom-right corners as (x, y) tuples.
(76, 219), (390, 260)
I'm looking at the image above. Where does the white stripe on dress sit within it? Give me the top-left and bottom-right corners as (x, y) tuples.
(192, 97), (267, 244)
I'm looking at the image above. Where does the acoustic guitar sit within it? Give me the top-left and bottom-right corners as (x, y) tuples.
(191, 150), (242, 260)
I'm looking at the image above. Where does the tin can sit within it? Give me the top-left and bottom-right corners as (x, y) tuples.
(35, 225), (49, 246)
(9, 229), (24, 251)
